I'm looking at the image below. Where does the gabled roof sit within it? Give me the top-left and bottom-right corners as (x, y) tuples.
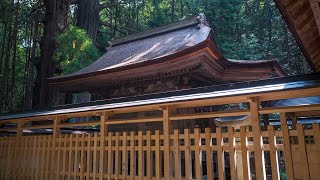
(49, 14), (286, 89)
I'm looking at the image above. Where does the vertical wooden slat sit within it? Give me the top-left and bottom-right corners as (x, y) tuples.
(0, 137), (5, 179)
(107, 132), (113, 179)
(267, 125), (279, 180)
(31, 136), (37, 179)
(205, 128), (213, 180)
(15, 120), (23, 179)
(93, 133), (98, 179)
(155, 130), (161, 180)
(130, 131), (135, 179)
(194, 128), (202, 180)
(297, 124), (310, 180)
(138, 131), (143, 179)
(56, 135), (62, 179)
(280, 113), (294, 180)
(122, 132), (128, 179)
(250, 97), (265, 180)
(184, 128), (191, 180)
(62, 135), (67, 179)
(174, 129), (181, 179)
(162, 106), (171, 179)
(313, 123), (320, 177)
(86, 134), (92, 180)
(100, 112), (107, 180)
(5, 136), (12, 180)
(40, 136), (46, 179)
(228, 127), (236, 180)
(240, 126), (249, 180)
(35, 136), (41, 180)
(146, 131), (151, 179)
(73, 134), (80, 179)
(115, 132), (120, 180)
(68, 135), (73, 179)
(80, 134), (85, 180)
(45, 136), (52, 179)
(216, 127), (225, 180)
(51, 117), (59, 180)
(20, 134), (28, 178)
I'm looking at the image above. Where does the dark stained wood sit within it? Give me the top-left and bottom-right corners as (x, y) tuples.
(275, 0), (320, 72)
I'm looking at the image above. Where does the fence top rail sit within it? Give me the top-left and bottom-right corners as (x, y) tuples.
(1, 73), (320, 121)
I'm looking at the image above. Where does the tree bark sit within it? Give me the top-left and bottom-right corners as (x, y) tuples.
(35, 0), (69, 108)
(76, 0), (100, 44)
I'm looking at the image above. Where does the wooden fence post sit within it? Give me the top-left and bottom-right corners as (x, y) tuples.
(162, 105), (172, 179)
(249, 97), (265, 180)
(51, 116), (60, 179)
(99, 112), (108, 180)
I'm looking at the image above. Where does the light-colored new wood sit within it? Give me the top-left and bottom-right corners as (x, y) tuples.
(216, 127), (224, 180)
(162, 106), (171, 179)
(250, 97), (265, 180)
(228, 127), (236, 180)
(138, 131), (143, 179)
(155, 130), (161, 180)
(297, 124), (310, 180)
(184, 128), (191, 180)
(205, 128), (214, 180)
(281, 118), (294, 179)
(107, 132), (112, 179)
(267, 125), (279, 180)
(240, 126), (249, 180)
(130, 131), (135, 179)
(173, 129), (181, 179)
(194, 128), (202, 180)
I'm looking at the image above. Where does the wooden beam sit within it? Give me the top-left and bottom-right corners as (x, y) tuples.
(170, 109), (250, 121)
(52, 116), (60, 138)
(106, 116), (163, 125)
(309, 0), (320, 35)
(259, 104), (320, 114)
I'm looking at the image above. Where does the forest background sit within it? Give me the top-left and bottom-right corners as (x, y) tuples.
(0, 0), (312, 113)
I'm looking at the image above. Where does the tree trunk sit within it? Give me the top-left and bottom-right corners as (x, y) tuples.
(35, 0), (69, 108)
(10, 1), (19, 106)
(76, 0), (100, 44)
(24, 6), (40, 110)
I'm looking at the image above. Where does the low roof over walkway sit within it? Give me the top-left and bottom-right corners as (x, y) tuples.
(1, 73), (320, 121)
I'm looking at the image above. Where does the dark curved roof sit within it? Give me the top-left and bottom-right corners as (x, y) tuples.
(57, 19), (211, 78)
(49, 14), (286, 85)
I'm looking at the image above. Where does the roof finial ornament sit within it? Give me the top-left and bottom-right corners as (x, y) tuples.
(196, 13), (207, 29)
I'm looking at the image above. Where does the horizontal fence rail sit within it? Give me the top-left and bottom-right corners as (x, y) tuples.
(1, 124), (320, 179)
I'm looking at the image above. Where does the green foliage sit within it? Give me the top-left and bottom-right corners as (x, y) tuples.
(54, 25), (101, 75)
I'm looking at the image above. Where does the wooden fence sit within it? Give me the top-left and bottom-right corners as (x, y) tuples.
(1, 123), (320, 180)
(1, 79), (320, 179)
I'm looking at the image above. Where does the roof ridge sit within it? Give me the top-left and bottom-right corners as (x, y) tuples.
(110, 16), (202, 47)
